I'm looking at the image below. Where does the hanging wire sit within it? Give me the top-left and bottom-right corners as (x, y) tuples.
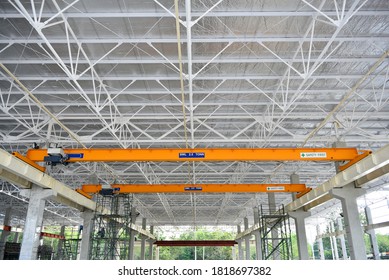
(174, 1), (197, 257)
(174, 0), (189, 149)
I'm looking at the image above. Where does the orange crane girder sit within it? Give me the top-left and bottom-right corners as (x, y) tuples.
(80, 183), (308, 194)
(26, 147), (362, 163)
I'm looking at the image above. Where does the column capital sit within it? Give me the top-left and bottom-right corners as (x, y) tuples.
(290, 174), (300, 183)
(19, 184), (56, 200)
(81, 209), (94, 217)
(330, 186), (366, 200)
(288, 209), (311, 220)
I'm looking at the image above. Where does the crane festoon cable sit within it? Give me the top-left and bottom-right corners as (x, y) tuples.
(174, 0), (193, 187)
(174, 0), (189, 150)
(174, 0), (197, 243)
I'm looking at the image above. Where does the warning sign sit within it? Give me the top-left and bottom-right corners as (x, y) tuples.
(300, 152), (327, 158)
(266, 186), (285, 191)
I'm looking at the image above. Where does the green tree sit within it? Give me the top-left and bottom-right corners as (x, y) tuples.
(365, 233), (389, 255)
(377, 234), (389, 253)
(159, 228), (234, 260)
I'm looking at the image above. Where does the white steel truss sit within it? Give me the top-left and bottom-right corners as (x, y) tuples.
(0, 0), (388, 228)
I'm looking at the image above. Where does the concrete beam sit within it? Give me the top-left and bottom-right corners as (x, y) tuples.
(0, 149), (100, 212)
(364, 221), (389, 231)
(129, 223), (155, 240)
(317, 221), (389, 239)
(0, 168), (31, 188)
(235, 223), (260, 240)
(302, 193), (333, 211)
(355, 164), (389, 187)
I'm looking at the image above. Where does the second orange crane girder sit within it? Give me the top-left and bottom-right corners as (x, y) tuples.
(80, 183), (309, 194)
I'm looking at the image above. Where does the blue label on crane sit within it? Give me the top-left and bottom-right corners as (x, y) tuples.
(68, 153), (84, 159)
(179, 152), (205, 158)
(184, 187), (203, 191)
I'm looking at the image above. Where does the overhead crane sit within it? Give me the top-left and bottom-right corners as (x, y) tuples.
(23, 147), (371, 172)
(14, 147), (370, 199)
(76, 183), (311, 199)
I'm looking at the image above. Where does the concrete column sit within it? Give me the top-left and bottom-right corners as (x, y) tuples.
(232, 246), (236, 260)
(19, 185), (55, 260)
(0, 207), (12, 260)
(79, 210), (94, 260)
(311, 243), (315, 260)
(317, 225), (325, 260)
(268, 192), (280, 259)
(13, 231), (19, 243)
(140, 218), (147, 260)
(330, 221), (339, 260)
(148, 225), (154, 260)
(268, 192), (277, 212)
(253, 207), (262, 260)
(289, 210), (311, 260)
(331, 186), (366, 259)
(237, 225), (243, 260)
(128, 207), (137, 260)
(155, 246), (160, 260)
(56, 225), (66, 260)
(244, 217), (250, 260)
(337, 217), (348, 260)
(365, 206), (380, 260)
(89, 173), (99, 185)
(331, 141), (367, 260)
(253, 232), (262, 260)
(289, 174), (311, 260)
(329, 230), (335, 259)
(290, 174), (299, 201)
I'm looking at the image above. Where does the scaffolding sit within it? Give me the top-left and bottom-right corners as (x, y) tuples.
(259, 204), (293, 260)
(64, 228), (81, 260)
(89, 193), (133, 260)
(50, 226), (82, 260)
